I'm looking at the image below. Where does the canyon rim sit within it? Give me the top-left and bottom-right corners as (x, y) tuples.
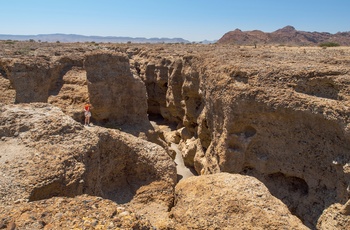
(0, 40), (350, 229)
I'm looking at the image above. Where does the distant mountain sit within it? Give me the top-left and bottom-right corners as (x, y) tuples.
(217, 26), (350, 46)
(0, 33), (191, 44)
(199, 39), (217, 44)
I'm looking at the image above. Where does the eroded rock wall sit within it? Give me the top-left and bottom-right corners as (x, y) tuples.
(84, 51), (149, 127)
(132, 45), (350, 228)
(2, 59), (52, 103)
(199, 52), (350, 228)
(1, 43), (350, 229)
(0, 55), (87, 123)
(202, 88), (350, 226)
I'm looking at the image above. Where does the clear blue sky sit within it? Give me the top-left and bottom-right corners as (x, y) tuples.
(1, 0), (349, 41)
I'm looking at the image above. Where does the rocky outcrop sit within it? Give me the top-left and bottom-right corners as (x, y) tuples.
(170, 173), (308, 229)
(317, 201), (350, 229)
(84, 51), (149, 126)
(0, 103), (176, 228)
(1, 59), (53, 103)
(217, 25), (350, 46)
(0, 55), (84, 104)
(0, 103), (95, 206)
(0, 53), (87, 125)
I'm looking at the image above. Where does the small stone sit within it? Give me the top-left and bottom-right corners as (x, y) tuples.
(119, 211), (130, 217)
(14, 199), (23, 204)
(7, 222), (16, 230)
(39, 220), (46, 227)
(54, 213), (63, 219)
(91, 219), (98, 226)
(108, 222), (115, 229)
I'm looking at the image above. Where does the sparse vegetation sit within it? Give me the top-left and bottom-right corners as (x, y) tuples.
(14, 47), (31, 55)
(4, 40), (16, 45)
(319, 42), (340, 47)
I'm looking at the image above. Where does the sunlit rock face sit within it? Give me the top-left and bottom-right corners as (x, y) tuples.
(84, 51), (149, 126)
(1, 42), (350, 229)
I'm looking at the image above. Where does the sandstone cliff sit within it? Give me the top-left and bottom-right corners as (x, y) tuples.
(130, 44), (350, 228)
(1, 41), (350, 229)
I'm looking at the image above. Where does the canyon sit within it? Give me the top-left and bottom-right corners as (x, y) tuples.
(0, 41), (350, 229)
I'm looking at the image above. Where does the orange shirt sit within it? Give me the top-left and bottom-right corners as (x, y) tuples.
(84, 104), (90, 111)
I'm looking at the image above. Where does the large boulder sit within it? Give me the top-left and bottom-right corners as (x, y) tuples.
(317, 200), (350, 229)
(0, 103), (96, 206)
(170, 173), (308, 229)
(0, 103), (176, 228)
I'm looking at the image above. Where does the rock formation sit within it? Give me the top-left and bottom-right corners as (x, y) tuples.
(217, 25), (350, 46)
(1, 40), (350, 229)
(84, 51), (149, 126)
(130, 44), (350, 228)
(317, 201), (350, 229)
(0, 103), (176, 228)
(170, 173), (308, 229)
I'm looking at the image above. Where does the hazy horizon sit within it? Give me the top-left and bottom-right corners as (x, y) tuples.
(1, 0), (349, 42)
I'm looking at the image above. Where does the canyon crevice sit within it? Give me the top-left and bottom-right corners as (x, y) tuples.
(1, 42), (350, 229)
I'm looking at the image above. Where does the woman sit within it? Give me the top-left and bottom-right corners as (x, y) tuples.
(84, 103), (91, 126)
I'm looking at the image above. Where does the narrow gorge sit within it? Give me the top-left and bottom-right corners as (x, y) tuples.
(1, 42), (350, 229)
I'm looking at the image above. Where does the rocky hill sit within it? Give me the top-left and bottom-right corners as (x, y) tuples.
(1, 41), (350, 229)
(217, 25), (350, 46)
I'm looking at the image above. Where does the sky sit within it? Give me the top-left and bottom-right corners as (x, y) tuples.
(1, 0), (349, 41)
